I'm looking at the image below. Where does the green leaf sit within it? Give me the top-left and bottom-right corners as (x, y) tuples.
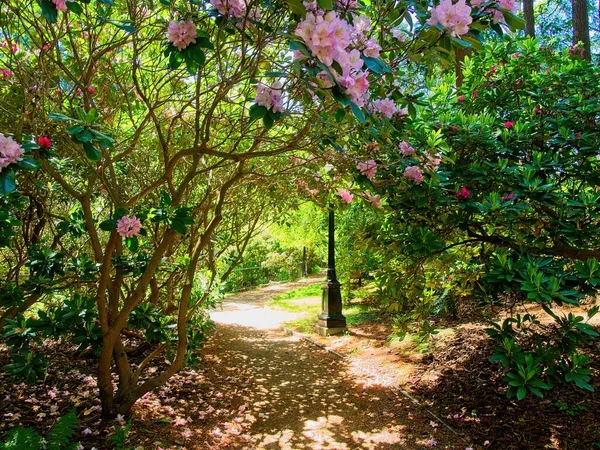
(99, 219), (116, 231)
(450, 36), (472, 48)
(39, 0), (59, 23)
(286, 0), (306, 16)
(361, 56), (392, 74)
(502, 11), (525, 30)
(98, 0), (116, 4)
(47, 408), (78, 450)
(48, 112), (75, 122)
(316, 0), (333, 10)
(196, 37), (214, 50)
(168, 48), (184, 70)
(66, 1), (83, 14)
(82, 142), (101, 161)
(16, 158), (41, 171)
(263, 111), (274, 129)
(516, 386), (527, 400)
(0, 170), (17, 196)
(350, 102), (366, 125)
(249, 104), (267, 120)
(125, 236), (139, 252)
(169, 218), (187, 234)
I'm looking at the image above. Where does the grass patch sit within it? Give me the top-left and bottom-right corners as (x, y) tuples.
(270, 283), (382, 334)
(271, 283), (322, 301)
(267, 283), (322, 313)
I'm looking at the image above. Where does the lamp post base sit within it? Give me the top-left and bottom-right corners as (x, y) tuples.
(315, 325), (347, 336)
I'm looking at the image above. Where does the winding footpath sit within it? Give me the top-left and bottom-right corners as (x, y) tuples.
(196, 278), (465, 449)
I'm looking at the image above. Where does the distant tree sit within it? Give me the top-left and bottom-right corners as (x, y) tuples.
(571, 0), (592, 60)
(523, 0), (536, 36)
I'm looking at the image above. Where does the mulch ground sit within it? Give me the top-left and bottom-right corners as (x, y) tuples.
(1, 282), (599, 450)
(297, 298), (600, 450)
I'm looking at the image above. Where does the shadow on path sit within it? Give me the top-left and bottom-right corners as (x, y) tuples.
(194, 278), (465, 449)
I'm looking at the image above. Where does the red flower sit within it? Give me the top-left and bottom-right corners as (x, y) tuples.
(37, 136), (52, 149)
(87, 86), (96, 94)
(504, 121), (515, 128)
(458, 96), (465, 102)
(455, 187), (471, 200)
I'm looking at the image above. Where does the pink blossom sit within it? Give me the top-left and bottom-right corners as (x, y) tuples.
(87, 86), (96, 94)
(255, 82), (285, 113)
(427, 439), (438, 447)
(425, 151), (442, 170)
(501, 192), (514, 201)
(365, 193), (381, 208)
(166, 20), (197, 51)
(0, 133), (24, 172)
(343, 73), (369, 106)
(357, 160), (377, 179)
(391, 28), (407, 41)
(498, 0), (516, 11)
(82, 428), (93, 435)
(0, 69), (12, 79)
(504, 121), (514, 128)
(372, 98), (397, 118)
(210, 0), (246, 18)
(456, 187), (471, 199)
(400, 140), (415, 156)
(181, 429), (193, 440)
(458, 96), (465, 102)
(116, 215), (142, 238)
(362, 38), (381, 58)
(52, 0), (74, 12)
(429, 421), (439, 428)
(403, 166), (424, 184)
(303, 0), (318, 10)
(427, 0), (473, 37)
(337, 189), (354, 203)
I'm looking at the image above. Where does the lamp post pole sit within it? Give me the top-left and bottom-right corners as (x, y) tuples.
(316, 203), (347, 336)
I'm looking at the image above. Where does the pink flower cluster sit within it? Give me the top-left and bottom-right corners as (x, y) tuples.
(255, 82), (285, 113)
(211, 0), (261, 23)
(371, 98), (399, 119)
(427, 0), (473, 37)
(403, 166), (424, 184)
(357, 160), (377, 179)
(364, 192), (381, 208)
(471, 0), (517, 24)
(52, 0), (74, 12)
(166, 20), (197, 51)
(116, 215), (142, 238)
(294, 12), (381, 107)
(337, 189), (354, 203)
(0, 133), (24, 172)
(400, 140), (415, 156)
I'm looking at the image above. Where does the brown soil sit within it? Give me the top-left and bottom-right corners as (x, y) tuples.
(0, 277), (468, 450)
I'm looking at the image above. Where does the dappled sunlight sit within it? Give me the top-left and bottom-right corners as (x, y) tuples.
(155, 323), (464, 449)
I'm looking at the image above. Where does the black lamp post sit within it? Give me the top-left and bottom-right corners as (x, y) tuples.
(316, 203), (347, 336)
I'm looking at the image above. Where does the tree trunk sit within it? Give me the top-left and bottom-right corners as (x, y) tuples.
(571, 0), (591, 61)
(523, 0), (535, 37)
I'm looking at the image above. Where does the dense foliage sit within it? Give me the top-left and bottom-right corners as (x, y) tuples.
(334, 37), (600, 398)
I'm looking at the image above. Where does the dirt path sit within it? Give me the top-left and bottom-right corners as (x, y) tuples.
(191, 278), (467, 449)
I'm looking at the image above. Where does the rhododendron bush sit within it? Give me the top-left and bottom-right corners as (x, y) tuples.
(0, 0), (525, 417)
(330, 38), (600, 399)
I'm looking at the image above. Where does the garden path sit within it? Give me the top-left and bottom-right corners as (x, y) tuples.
(198, 278), (465, 449)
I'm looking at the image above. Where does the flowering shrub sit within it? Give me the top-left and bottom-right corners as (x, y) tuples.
(347, 37), (600, 398)
(0, 0), (524, 420)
